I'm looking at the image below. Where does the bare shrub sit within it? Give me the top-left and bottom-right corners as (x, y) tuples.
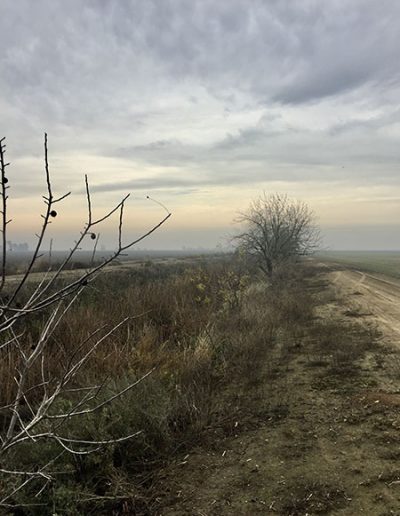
(0, 135), (171, 506)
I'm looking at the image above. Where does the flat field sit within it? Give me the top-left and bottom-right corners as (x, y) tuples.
(318, 250), (400, 278)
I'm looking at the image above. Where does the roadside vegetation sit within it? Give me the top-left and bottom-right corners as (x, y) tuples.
(4, 256), (399, 515)
(155, 261), (400, 515)
(0, 253), (299, 513)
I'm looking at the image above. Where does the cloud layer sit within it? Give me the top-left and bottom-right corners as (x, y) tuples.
(1, 0), (400, 248)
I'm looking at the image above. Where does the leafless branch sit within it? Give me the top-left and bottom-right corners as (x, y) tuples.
(0, 134), (170, 503)
(0, 137), (10, 294)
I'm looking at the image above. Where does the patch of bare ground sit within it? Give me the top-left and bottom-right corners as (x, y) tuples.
(152, 264), (400, 515)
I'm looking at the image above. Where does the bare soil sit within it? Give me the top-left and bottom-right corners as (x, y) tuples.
(332, 267), (400, 345)
(150, 264), (400, 515)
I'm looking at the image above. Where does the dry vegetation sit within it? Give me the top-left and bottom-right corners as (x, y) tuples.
(0, 255), (264, 512)
(1, 254), (400, 514)
(0, 255), (319, 514)
(149, 262), (400, 516)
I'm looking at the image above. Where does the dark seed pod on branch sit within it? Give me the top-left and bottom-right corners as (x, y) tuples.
(3, 177), (8, 184)
(50, 210), (57, 218)
(90, 233), (96, 240)
(81, 279), (88, 286)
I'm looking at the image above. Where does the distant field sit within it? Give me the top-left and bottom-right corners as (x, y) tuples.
(318, 250), (400, 279)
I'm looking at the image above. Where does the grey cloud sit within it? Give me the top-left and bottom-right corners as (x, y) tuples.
(90, 177), (203, 193)
(89, 170), (266, 193)
(2, 0), (400, 124)
(1, 0), (400, 200)
(102, 113), (400, 189)
(328, 107), (400, 136)
(275, 67), (372, 105)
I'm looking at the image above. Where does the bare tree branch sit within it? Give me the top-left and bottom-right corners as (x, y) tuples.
(0, 134), (171, 503)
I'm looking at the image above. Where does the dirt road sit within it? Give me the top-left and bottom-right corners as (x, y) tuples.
(330, 266), (400, 344)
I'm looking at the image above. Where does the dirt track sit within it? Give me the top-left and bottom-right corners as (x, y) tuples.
(330, 267), (400, 344)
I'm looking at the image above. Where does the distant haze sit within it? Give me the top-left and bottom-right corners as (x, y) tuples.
(323, 226), (400, 251)
(1, 1), (400, 251)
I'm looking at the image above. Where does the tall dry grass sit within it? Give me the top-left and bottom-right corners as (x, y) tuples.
(1, 257), (316, 514)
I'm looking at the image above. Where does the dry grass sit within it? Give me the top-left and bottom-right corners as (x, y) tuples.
(2, 258), (350, 514)
(0, 256), (280, 511)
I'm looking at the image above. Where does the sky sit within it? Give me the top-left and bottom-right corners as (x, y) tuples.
(1, 0), (400, 250)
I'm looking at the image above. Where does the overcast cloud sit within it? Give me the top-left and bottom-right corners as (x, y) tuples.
(1, 0), (400, 249)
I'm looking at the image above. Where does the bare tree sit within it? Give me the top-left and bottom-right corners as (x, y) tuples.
(0, 135), (171, 506)
(235, 193), (319, 276)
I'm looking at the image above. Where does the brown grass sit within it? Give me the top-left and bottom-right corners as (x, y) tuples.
(3, 259), (350, 514)
(0, 257), (281, 510)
